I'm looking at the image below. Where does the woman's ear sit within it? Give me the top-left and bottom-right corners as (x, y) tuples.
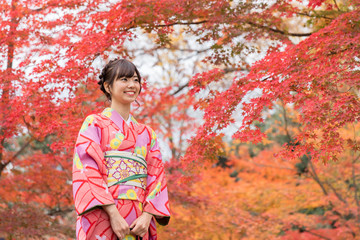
(104, 82), (111, 94)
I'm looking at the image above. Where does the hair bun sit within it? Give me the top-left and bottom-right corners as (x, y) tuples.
(97, 73), (103, 85)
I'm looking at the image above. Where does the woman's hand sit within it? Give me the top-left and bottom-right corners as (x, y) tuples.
(130, 212), (153, 237)
(103, 204), (130, 239)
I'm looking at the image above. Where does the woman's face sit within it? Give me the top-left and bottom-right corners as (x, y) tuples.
(106, 73), (141, 105)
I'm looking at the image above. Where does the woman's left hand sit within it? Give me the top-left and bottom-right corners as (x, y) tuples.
(130, 212), (153, 237)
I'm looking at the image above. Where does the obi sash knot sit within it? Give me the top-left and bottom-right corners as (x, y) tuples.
(104, 151), (147, 189)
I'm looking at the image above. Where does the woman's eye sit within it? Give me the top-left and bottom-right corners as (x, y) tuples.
(134, 78), (139, 82)
(120, 78), (127, 81)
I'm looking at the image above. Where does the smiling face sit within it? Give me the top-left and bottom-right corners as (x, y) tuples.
(99, 59), (142, 103)
(106, 73), (141, 106)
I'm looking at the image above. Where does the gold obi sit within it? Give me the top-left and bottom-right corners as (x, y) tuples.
(104, 151), (147, 190)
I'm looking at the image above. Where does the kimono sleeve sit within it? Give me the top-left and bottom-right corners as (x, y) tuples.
(143, 128), (171, 226)
(72, 114), (114, 216)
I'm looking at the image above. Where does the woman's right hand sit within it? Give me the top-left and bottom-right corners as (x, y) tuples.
(103, 204), (130, 239)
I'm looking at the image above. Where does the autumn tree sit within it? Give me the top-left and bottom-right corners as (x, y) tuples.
(0, 0), (105, 238)
(182, 0), (360, 239)
(160, 101), (360, 239)
(1, 0), (359, 239)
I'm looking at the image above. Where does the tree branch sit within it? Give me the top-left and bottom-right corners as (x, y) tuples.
(351, 123), (360, 207)
(352, 159), (359, 207)
(0, 161), (11, 177)
(308, 158), (328, 195)
(171, 83), (189, 96)
(47, 207), (74, 216)
(333, 0), (341, 11)
(324, 180), (348, 204)
(169, 66), (248, 96)
(246, 21), (315, 37)
(136, 19), (315, 37)
(224, 67), (249, 74)
(10, 138), (34, 162)
(280, 100), (293, 143)
(302, 229), (332, 240)
(295, 11), (334, 20)
(155, 20), (208, 28)
(0, 138), (34, 177)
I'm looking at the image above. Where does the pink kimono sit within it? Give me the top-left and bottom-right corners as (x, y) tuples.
(73, 108), (170, 240)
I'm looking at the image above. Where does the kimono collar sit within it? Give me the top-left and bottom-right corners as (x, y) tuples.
(101, 108), (139, 129)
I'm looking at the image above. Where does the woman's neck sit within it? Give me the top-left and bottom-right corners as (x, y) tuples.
(110, 102), (131, 121)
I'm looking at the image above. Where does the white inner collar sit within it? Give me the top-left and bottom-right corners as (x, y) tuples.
(124, 114), (132, 125)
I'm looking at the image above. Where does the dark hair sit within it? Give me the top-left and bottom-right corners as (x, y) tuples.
(98, 58), (142, 100)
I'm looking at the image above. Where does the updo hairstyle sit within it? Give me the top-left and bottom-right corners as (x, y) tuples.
(98, 58), (142, 100)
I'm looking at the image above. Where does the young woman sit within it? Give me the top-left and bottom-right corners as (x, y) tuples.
(72, 59), (170, 240)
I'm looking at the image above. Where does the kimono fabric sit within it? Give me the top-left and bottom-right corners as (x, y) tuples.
(73, 108), (170, 240)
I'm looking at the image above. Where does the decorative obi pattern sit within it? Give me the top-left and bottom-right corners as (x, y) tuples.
(104, 151), (147, 190)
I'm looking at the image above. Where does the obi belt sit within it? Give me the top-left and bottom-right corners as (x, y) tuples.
(104, 151), (147, 190)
